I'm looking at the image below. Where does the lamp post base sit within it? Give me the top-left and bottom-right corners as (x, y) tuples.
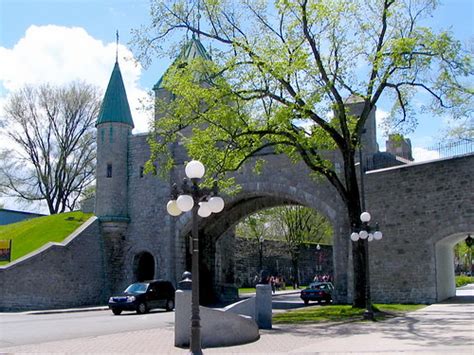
(363, 308), (375, 321)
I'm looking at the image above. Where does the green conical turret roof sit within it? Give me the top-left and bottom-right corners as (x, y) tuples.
(96, 61), (134, 128)
(153, 36), (211, 90)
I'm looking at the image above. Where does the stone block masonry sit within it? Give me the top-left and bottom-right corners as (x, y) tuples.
(0, 217), (105, 311)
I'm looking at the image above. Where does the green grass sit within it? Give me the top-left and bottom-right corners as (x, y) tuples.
(0, 211), (93, 265)
(273, 304), (426, 324)
(455, 275), (474, 287)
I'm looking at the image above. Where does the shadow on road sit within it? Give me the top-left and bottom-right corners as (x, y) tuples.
(441, 294), (474, 304)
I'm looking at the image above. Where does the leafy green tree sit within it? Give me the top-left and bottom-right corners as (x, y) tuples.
(442, 118), (474, 142)
(0, 82), (100, 214)
(134, 0), (473, 307)
(272, 205), (332, 286)
(454, 237), (473, 274)
(236, 211), (270, 272)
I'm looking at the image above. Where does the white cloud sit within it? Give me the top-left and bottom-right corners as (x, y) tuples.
(375, 108), (389, 130)
(0, 25), (154, 213)
(0, 25), (151, 133)
(412, 147), (440, 162)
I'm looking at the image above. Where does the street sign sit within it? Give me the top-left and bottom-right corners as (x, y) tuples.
(0, 239), (12, 262)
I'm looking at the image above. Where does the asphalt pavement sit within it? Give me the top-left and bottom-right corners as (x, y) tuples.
(0, 285), (472, 354)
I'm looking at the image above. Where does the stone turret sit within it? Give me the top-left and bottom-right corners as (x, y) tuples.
(95, 59), (134, 294)
(95, 60), (134, 222)
(153, 35), (211, 121)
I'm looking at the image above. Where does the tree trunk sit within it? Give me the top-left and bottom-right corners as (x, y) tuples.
(291, 256), (299, 289)
(344, 149), (367, 308)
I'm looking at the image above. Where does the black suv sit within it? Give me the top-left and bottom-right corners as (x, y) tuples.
(108, 280), (175, 315)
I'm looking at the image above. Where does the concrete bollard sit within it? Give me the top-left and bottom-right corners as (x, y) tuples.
(174, 289), (192, 347)
(255, 284), (272, 329)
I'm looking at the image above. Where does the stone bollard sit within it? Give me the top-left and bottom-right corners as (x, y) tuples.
(255, 284), (272, 329)
(174, 289), (192, 347)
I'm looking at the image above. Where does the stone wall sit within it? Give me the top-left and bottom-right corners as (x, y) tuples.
(365, 154), (474, 303)
(119, 134), (177, 291)
(0, 217), (105, 311)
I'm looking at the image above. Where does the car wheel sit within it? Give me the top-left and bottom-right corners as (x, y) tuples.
(304, 299), (309, 305)
(165, 299), (175, 311)
(136, 302), (148, 314)
(112, 309), (122, 315)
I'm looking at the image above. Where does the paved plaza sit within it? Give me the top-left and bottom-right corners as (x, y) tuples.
(1, 286), (472, 354)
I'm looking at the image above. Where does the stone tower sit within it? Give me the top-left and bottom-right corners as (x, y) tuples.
(344, 95), (379, 157)
(153, 35), (212, 119)
(95, 59), (134, 293)
(386, 134), (414, 161)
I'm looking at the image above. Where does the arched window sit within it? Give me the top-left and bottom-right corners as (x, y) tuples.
(106, 164), (112, 178)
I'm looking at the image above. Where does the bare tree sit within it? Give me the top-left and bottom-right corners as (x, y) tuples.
(0, 82), (100, 214)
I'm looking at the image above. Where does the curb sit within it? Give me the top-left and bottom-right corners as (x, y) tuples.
(18, 291), (302, 315)
(26, 306), (108, 315)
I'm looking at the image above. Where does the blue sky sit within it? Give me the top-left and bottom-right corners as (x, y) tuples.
(0, 0), (472, 211)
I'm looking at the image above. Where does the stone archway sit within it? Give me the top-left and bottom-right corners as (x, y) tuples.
(133, 251), (155, 282)
(203, 196), (340, 304)
(435, 232), (472, 301)
(173, 177), (347, 304)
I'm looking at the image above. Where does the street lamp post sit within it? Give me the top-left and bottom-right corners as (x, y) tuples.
(258, 236), (264, 272)
(166, 160), (225, 355)
(316, 243), (321, 272)
(465, 235), (473, 275)
(350, 212), (383, 320)
(352, 134), (383, 320)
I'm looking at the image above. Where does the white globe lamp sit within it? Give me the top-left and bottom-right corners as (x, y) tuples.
(185, 160), (205, 179)
(374, 231), (383, 240)
(208, 196), (224, 213)
(198, 202), (212, 218)
(167, 200), (182, 216)
(177, 194), (194, 212)
(350, 232), (360, 242)
(359, 230), (368, 239)
(360, 212), (371, 223)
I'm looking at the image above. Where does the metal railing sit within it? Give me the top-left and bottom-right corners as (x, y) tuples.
(426, 139), (473, 159)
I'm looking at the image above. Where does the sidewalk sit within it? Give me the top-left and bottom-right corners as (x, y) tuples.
(1, 292), (473, 354)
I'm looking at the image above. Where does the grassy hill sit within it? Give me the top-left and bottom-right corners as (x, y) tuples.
(0, 211), (93, 265)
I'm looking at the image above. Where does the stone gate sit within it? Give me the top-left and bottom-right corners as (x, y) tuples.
(0, 38), (472, 311)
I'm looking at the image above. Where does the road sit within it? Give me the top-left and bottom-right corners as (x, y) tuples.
(0, 308), (175, 348)
(2, 287), (471, 350)
(0, 293), (301, 348)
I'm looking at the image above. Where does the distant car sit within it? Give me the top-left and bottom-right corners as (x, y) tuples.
(300, 282), (333, 305)
(108, 280), (175, 315)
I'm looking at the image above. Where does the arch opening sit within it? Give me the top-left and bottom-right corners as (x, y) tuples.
(232, 204), (334, 290)
(189, 193), (340, 304)
(436, 232), (473, 302)
(133, 251), (155, 282)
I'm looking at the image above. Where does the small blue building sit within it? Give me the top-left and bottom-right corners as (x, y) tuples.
(0, 209), (45, 226)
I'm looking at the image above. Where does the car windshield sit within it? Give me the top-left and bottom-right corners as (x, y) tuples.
(310, 283), (327, 290)
(124, 283), (149, 294)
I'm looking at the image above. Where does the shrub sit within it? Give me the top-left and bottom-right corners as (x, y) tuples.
(455, 275), (474, 287)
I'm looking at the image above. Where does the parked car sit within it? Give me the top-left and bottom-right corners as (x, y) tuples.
(108, 280), (175, 315)
(300, 282), (333, 305)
